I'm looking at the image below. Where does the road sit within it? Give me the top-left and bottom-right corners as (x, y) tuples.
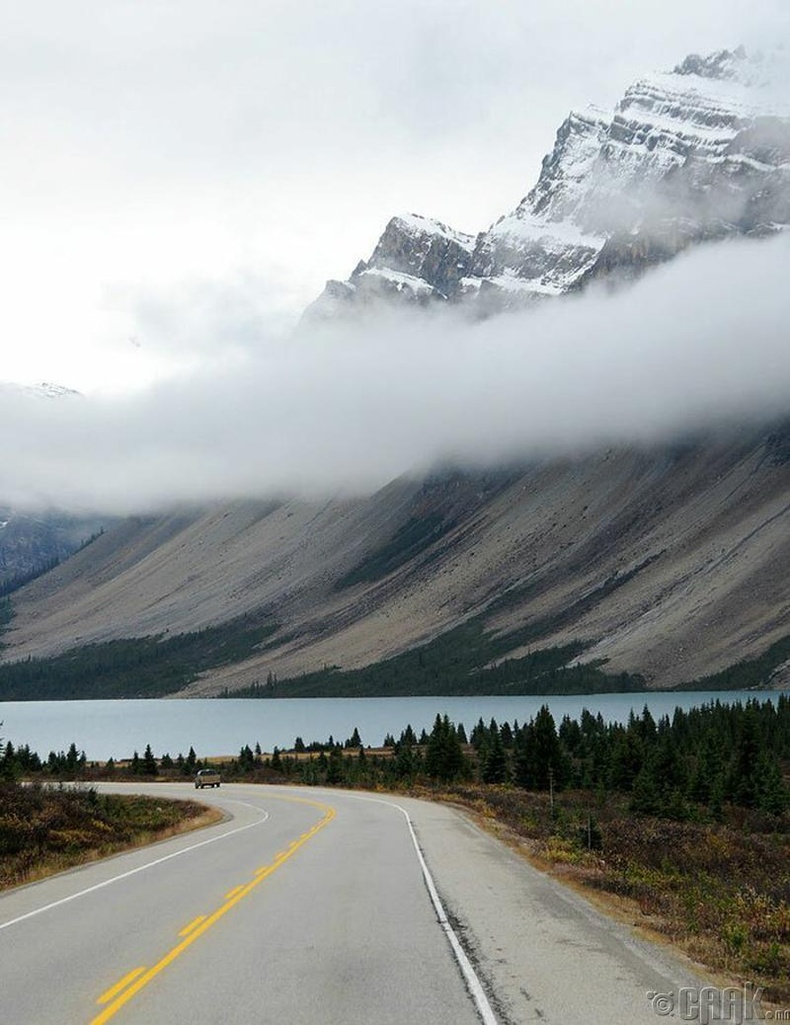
(0, 783), (725, 1024)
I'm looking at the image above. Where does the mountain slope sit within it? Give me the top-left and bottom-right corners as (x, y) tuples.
(2, 48), (789, 697)
(2, 426), (788, 693)
(305, 47), (790, 319)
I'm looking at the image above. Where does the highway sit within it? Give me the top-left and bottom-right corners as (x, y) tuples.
(0, 783), (721, 1024)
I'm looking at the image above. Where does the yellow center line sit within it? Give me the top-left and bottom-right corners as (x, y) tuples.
(96, 968), (146, 1006)
(178, 915), (207, 938)
(224, 885), (244, 900)
(90, 798), (335, 1025)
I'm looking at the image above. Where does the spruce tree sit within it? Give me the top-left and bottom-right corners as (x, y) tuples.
(481, 728), (508, 784)
(142, 744), (158, 776)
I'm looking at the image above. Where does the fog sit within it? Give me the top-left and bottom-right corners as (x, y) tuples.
(2, 233), (788, 514)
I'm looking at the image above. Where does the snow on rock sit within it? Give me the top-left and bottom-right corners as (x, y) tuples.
(306, 47), (790, 319)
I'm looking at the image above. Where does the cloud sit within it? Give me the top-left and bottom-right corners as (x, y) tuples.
(2, 233), (788, 514)
(1, 0), (788, 397)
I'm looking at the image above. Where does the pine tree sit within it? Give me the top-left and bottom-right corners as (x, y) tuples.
(481, 728), (508, 784)
(730, 704), (762, 807)
(326, 746), (344, 784)
(757, 751), (788, 815)
(515, 706), (569, 791)
(425, 715), (466, 781)
(142, 744), (158, 776)
(395, 742), (417, 780)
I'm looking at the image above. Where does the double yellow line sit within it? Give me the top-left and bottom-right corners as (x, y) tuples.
(91, 797), (335, 1025)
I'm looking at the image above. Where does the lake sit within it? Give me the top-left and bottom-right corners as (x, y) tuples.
(0, 691), (783, 761)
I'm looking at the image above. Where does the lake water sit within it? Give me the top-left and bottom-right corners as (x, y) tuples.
(0, 691), (783, 761)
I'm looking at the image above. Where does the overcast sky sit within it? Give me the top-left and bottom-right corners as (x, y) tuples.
(2, 0), (788, 392)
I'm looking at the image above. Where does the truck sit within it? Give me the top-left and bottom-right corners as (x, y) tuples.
(194, 768), (221, 789)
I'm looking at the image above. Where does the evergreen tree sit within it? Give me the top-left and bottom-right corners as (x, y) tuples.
(1, 740), (17, 781)
(400, 724), (417, 746)
(425, 715), (466, 782)
(756, 751), (788, 815)
(515, 706), (569, 791)
(326, 746), (344, 784)
(142, 744), (158, 776)
(395, 741), (417, 780)
(481, 728), (508, 784)
(730, 704), (762, 807)
(608, 730), (644, 791)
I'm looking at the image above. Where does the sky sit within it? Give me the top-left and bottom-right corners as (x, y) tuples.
(1, 0), (788, 393)
(0, 1), (789, 514)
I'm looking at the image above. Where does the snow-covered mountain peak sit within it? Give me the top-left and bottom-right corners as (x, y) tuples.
(673, 46), (748, 82)
(306, 46), (790, 319)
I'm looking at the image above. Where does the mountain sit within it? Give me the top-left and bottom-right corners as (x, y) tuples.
(1, 424), (788, 696)
(1, 50), (788, 698)
(0, 511), (108, 592)
(305, 47), (790, 320)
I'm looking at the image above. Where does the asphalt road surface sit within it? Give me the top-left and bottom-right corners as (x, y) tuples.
(0, 783), (730, 1024)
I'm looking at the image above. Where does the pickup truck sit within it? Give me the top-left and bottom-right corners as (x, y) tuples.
(194, 769), (221, 789)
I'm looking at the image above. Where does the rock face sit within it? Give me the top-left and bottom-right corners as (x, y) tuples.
(305, 47), (790, 320)
(304, 214), (476, 322)
(0, 511), (107, 591)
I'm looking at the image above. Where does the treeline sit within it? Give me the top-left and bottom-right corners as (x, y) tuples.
(680, 635), (790, 691)
(234, 698), (788, 819)
(3, 698), (788, 822)
(0, 615), (278, 699)
(232, 621), (644, 698)
(0, 739), (212, 782)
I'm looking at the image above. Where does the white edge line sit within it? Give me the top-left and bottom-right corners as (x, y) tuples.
(348, 794), (499, 1025)
(0, 802), (269, 933)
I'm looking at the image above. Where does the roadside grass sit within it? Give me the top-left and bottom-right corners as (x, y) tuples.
(0, 783), (222, 891)
(421, 783), (790, 1005)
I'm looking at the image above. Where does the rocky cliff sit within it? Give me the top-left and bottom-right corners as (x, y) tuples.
(306, 47), (790, 320)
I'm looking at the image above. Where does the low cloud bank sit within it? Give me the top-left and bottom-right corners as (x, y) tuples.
(2, 233), (789, 514)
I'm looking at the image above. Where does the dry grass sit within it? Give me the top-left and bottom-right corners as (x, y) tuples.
(417, 783), (790, 1005)
(0, 783), (222, 892)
